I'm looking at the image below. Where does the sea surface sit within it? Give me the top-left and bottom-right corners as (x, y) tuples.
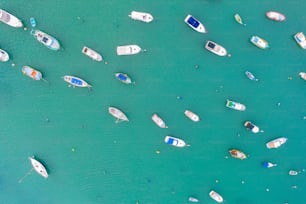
(0, 0), (306, 203)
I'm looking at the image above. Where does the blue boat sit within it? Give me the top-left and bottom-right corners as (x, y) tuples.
(262, 161), (277, 168)
(63, 75), (91, 88)
(30, 17), (36, 27)
(115, 72), (134, 84)
(245, 71), (259, 81)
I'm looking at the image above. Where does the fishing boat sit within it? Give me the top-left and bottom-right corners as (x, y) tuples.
(0, 49), (9, 62)
(32, 29), (60, 50)
(30, 17), (36, 27)
(289, 170), (298, 176)
(152, 113), (168, 128)
(116, 45), (141, 56)
(229, 149), (247, 160)
(22, 66), (43, 81)
(82, 46), (102, 61)
(184, 14), (206, 33)
(0, 8), (23, 28)
(209, 190), (223, 203)
(266, 11), (286, 22)
(294, 32), (306, 49)
(108, 107), (129, 123)
(188, 197), (199, 202)
(226, 99), (246, 111)
(184, 110), (200, 122)
(245, 71), (259, 81)
(244, 121), (260, 133)
(115, 72), (134, 84)
(63, 75), (92, 88)
(29, 156), (48, 178)
(299, 72), (306, 80)
(266, 137), (287, 149)
(234, 13), (246, 26)
(262, 161), (277, 168)
(128, 11), (153, 23)
(205, 41), (229, 56)
(164, 136), (187, 147)
(250, 35), (269, 49)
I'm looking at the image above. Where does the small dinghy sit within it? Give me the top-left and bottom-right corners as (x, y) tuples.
(29, 156), (48, 178)
(152, 113), (168, 128)
(63, 75), (91, 88)
(0, 8), (23, 28)
(128, 11), (153, 23)
(226, 99), (246, 111)
(244, 121), (260, 133)
(184, 110), (200, 122)
(250, 35), (269, 49)
(82, 46), (102, 61)
(245, 71), (259, 81)
(234, 13), (246, 26)
(229, 149), (247, 160)
(22, 66), (44, 81)
(0, 48), (9, 62)
(164, 135), (187, 147)
(108, 106), (129, 123)
(294, 32), (306, 49)
(116, 45), (142, 56)
(289, 170), (298, 176)
(266, 11), (286, 22)
(115, 72), (135, 84)
(32, 29), (60, 50)
(30, 17), (36, 27)
(188, 197), (199, 202)
(262, 161), (277, 168)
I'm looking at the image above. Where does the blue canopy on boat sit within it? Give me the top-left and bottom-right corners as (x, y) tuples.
(71, 78), (83, 85)
(166, 138), (174, 145)
(187, 16), (199, 28)
(117, 74), (127, 81)
(262, 161), (270, 168)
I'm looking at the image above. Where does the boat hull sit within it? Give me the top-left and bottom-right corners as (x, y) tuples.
(299, 72), (306, 80)
(63, 75), (91, 88)
(82, 46), (102, 61)
(22, 66), (43, 80)
(29, 157), (48, 178)
(108, 107), (129, 122)
(152, 113), (168, 128)
(0, 9), (23, 28)
(33, 30), (60, 50)
(226, 100), (246, 111)
(164, 136), (186, 147)
(115, 73), (132, 84)
(250, 35), (269, 49)
(184, 110), (200, 122)
(209, 190), (223, 203)
(116, 45), (141, 56)
(294, 32), (306, 49)
(129, 11), (153, 23)
(0, 49), (9, 62)
(205, 41), (227, 56)
(229, 149), (247, 160)
(266, 11), (286, 22)
(266, 137), (287, 149)
(184, 14), (206, 33)
(245, 71), (258, 81)
(244, 121), (260, 133)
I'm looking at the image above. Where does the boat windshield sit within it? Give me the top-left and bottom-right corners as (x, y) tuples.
(71, 78), (82, 85)
(187, 16), (199, 28)
(207, 42), (215, 49)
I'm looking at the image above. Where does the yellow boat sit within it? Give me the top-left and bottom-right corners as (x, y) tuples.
(234, 14), (246, 26)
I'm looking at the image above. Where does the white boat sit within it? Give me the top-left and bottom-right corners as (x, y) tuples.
(22, 66), (43, 81)
(226, 99), (246, 111)
(0, 9), (23, 28)
(299, 72), (306, 80)
(115, 72), (134, 84)
(289, 170), (298, 176)
(184, 14), (206, 33)
(294, 32), (306, 49)
(245, 71), (259, 81)
(128, 11), (153, 23)
(266, 137), (287, 149)
(32, 29), (60, 50)
(184, 110), (200, 122)
(244, 121), (260, 133)
(82, 46), (102, 61)
(234, 13), (246, 26)
(0, 49), (9, 62)
(205, 41), (229, 56)
(108, 107), (129, 123)
(152, 113), (168, 128)
(229, 149), (247, 160)
(209, 190), (223, 203)
(262, 161), (277, 168)
(63, 75), (91, 88)
(188, 197), (199, 202)
(116, 45), (142, 56)
(250, 35), (269, 49)
(164, 136), (187, 147)
(266, 11), (286, 22)
(29, 156), (48, 178)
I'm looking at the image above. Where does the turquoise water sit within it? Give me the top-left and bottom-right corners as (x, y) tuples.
(0, 0), (306, 203)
